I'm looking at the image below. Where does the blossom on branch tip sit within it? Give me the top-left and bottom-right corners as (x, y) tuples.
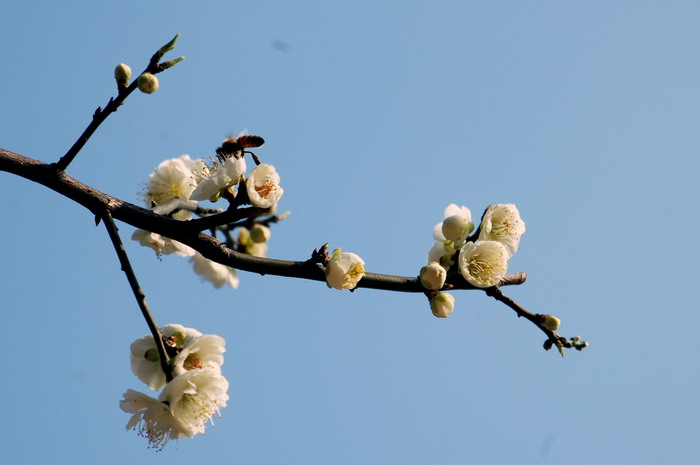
(246, 163), (283, 209)
(478, 204), (526, 257)
(458, 241), (509, 288)
(430, 292), (455, 318)
(190, 252), (239, 289)
(419, 262), (447, 290)
(190, 156), (247, 202)
(325, 249), (365, 290)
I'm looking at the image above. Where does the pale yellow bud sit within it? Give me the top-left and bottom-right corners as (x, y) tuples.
(419, 262), (447, 290)
(114, 63), (131, 84)
(542, 315), (561, 331)
(249, 225), (271, 243)
(430, 292), (455, 318)
(137, 73), (159, 94)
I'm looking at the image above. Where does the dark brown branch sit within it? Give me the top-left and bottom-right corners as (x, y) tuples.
(101, 211), (173, 382)
(485, 287), (588, 353)
(0, 148), (526, 293)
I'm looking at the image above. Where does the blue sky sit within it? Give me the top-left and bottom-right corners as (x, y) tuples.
(1, 1), (699, 463)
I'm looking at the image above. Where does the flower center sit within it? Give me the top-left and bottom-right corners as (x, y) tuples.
(183, 354), (203, 371)
(254, 180), (277, 199)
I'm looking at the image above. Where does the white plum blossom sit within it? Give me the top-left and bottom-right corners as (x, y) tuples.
(160, 367), (229, 437)
(325, 249), (365, 290)
(190, 252), (239, 289)
(246, 163), (284, 209)
(458, 241), (509, 288)
(170, 334), (226, 378)
(478, 204), (526, 257)
(144, 155), (204, 220)
(430, 292), (455, 318)
(190, 156), (247, 202)
(121, 367), (229, 449)
(131, 230), (195, 258)
(120, 389), (189, 450)
(419, 262), (447, 290)
(130, 324), (204, 390)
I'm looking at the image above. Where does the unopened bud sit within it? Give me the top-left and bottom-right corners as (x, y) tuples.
(442, 215), (472, 242)
(430, 292), (455, 318)
(238, 227), (251, 245)
(543, 339), (553, 351)
(114, 63), (131, 84)
(542, 315), (561, 331)
(419, 262), (447, 290)
(137, 73), (159, 94)
(249, 224), (271, 243)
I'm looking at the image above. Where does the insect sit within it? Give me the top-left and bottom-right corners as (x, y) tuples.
(215, 134), (265, 163)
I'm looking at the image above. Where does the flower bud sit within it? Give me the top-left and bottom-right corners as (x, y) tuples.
(114, 63), (131, 84)
(419, 262), (446, 290)
(430, 292), (455, 318)
(441, 214), (471, 242)
(238, 227), (251, 245)
(249, 224), (271, 243)
(137, 73), (159, 94)
(542, 315), (561, 331)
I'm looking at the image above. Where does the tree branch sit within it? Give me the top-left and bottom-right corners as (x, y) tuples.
(0, 147), (525, 292)
(101, 211), (173, 381)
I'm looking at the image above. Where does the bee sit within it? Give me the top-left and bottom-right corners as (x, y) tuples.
(215, 134), (265, 163)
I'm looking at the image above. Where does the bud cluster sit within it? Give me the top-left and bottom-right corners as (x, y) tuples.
(421, 203), (526, 318)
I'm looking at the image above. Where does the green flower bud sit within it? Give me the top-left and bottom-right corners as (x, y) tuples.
(137, 73), (159, 94)
(249, 224), (271, 243)
(114, 63), (131, 84)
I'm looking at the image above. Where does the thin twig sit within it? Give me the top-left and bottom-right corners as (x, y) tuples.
(55, 39), (176, 171)
(101, 210), (173, 382)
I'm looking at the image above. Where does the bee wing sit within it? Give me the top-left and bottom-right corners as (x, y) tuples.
(238, 135), (265, 149)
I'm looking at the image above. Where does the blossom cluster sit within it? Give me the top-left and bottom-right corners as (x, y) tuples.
(422, 203), (526, 317)
(120, 324), (228, 449)
(132, 137), (285, 288)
